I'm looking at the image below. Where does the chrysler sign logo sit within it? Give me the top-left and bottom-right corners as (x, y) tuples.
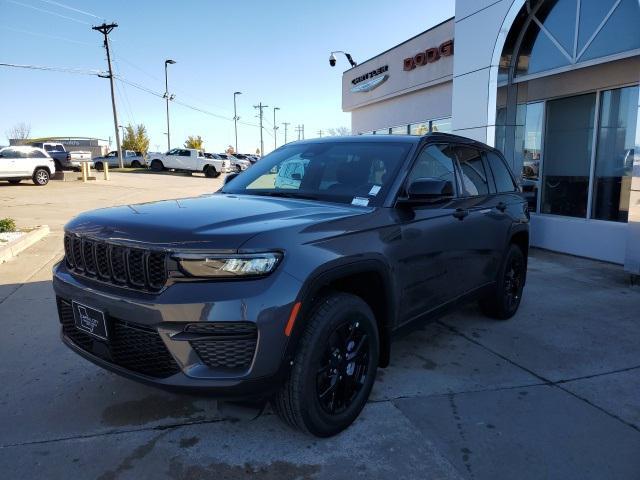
(350, 65), (389, 93)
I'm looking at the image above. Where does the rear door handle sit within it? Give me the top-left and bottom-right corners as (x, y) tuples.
(453, 208), (469, 220)
(496, 201), (507, 212)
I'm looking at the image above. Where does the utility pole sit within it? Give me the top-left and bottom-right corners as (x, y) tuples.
(253, 102), (268, 156)
(295, 125), (302, 141)
(317, 129), (323, 138)
(302, 124), (305, 140)
(92, 22), (122, 171)
(282, 122), (290, 144)
(273, 107), (280, 150)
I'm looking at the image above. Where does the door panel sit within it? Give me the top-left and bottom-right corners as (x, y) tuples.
(396, 144), (462, 324)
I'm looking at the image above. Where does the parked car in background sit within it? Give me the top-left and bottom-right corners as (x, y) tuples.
(147, 148), (231, 177)
(93, 150), (147, 170)
(218, 153), (250, 172)
(0, 146), (56, 185)
(53, 133), (529, 436)
(30, 142), (92, 171)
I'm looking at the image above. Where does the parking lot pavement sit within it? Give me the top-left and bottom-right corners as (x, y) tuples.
(0, 171), (222, 233)
(0, 175), (639, 479)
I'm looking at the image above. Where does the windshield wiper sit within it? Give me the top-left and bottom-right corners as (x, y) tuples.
(251, 191), (319, 201)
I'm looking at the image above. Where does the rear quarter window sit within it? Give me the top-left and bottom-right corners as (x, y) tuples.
(485, 151), (517, 192)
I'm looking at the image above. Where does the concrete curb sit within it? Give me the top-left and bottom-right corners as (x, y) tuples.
(0, 225), (50, 263)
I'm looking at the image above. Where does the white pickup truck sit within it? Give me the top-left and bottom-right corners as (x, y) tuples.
(148, 148), (231, 177)
(93, 150), (147, 170)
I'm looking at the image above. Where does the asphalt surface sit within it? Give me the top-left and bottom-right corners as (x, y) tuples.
(1, 173), (639, 479)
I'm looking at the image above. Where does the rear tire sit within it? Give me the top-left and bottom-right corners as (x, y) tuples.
(204, 166), (220, 178)
(272, 293), (379, 437)
(32, 168), (50, 186)
(54, 160), (63, 172)
(94, 162), (103, 171)
(479, 243), (526, 320)
(131, 160), (141, 168)
(150, 160), (164, 172)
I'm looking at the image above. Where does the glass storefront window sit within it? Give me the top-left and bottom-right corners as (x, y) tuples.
(390, 125), (408, 135)
(515, 0), (640, 78)
(409, 123), (429, 136)
(431, 118), (452, 133)
(518, 103), (543, 212)
(374, 129), (390, 135)
(541, 93), (596, 218)
(591, 85), (639, 222)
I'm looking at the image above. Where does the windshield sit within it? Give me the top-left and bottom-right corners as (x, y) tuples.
(221, 141), (413, 206)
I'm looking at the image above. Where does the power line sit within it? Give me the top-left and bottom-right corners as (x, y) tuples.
(0, 61), (100, 75)
(36, 0), (101, 19)
(0, 60), (263, 130)
(0, 26), (95, 46)
(6, 0), (91, 25)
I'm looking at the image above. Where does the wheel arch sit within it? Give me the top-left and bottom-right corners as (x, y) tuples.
(286, 258), (396, 368)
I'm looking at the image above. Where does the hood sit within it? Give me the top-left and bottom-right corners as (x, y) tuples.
(65, 193), (368, 251)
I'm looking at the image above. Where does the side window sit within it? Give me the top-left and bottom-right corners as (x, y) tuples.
(406, 144), (457, 190)
(180, 150), (191, 156)
(30, 149), (46, 158)
(485, 151), (517, 193)
(455, 147), (489, 196)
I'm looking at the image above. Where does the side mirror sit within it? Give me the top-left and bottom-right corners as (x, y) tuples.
(224, 172), (239, 184)
(402, 178), (454, 203)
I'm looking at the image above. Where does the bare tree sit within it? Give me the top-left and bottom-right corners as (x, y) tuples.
(6, 122), (31, 143)
(326, 126), (351, 136)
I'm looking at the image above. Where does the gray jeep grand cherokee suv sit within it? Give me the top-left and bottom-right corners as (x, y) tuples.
(53, 133), (529, 436)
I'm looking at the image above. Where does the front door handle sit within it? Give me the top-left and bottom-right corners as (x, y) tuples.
(453, 208), (469, 220)
(496, 201), (507, 212)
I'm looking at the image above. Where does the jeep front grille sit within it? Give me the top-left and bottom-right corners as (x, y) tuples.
(64, 234), (168, 292)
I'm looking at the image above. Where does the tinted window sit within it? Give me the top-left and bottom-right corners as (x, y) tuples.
(29, 149), (47, 158)
(407, 144), (457, 190)
(1, 148), (19, 158)
(456, 147), (489, 196)
(486, 151), (516, 192)
(223, 141), (412, 206)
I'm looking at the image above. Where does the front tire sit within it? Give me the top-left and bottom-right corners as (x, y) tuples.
(150, 159), (164, 172)
(94, 162), (103, 171)
(8, 179), (21, 184)
(272, 293), (379, 437)
(204, 166), (220, 178)
(479, 243), (526, 319)
(32, 168), (50, 186)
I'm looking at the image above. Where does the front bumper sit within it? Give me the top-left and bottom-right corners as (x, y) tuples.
(52, 261), (302, 398)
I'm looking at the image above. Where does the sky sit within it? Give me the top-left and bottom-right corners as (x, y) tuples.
(0, 0), (455, 155)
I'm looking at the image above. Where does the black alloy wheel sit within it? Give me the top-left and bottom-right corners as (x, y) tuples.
(480, 243), (526, 319)
(316, 319), (370, 415)
(272, 292), (379, 437)
(503, 254), (525, 312)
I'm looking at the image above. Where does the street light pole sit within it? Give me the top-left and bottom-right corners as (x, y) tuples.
(118, 124), (125, 145)
(233, 91), (242, 154)
(164, 59), (176, 151)
(273, 107), (280, 150)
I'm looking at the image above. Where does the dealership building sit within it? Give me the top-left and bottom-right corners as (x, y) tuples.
(342, 0), (639, 272)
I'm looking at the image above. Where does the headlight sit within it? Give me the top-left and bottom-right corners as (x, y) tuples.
(176, 252), (282, 278)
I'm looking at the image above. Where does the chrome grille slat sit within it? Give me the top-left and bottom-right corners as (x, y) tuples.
(63, 234), (167, 293)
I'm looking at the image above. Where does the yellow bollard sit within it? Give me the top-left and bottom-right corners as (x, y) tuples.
(81, 162), (88, 183)
(104, 161), (110, 181)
